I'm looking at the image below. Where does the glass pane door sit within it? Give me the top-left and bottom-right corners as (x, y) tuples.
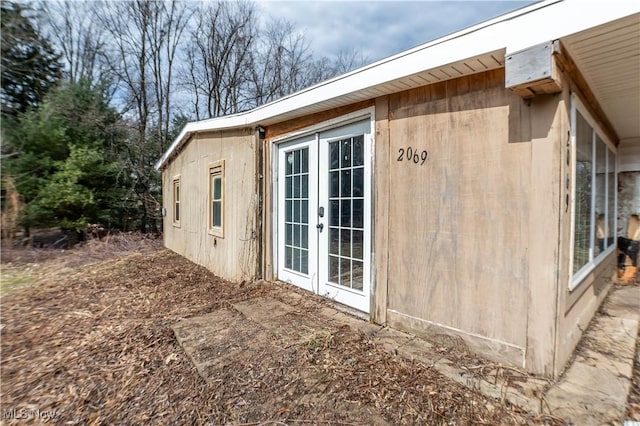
(284, 148), (310, 274)
(318, 119), (371, 313)
(327, 135), (365, 290)
(277, 136), (317, 293)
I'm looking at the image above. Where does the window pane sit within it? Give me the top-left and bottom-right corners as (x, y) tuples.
(330, 141), (340, 170)
(175, 184), (179, 202)
(293, 224), (301, 246)
(294, 175), (301, 198)
(301, 175), (308, 198)
(330, 200), (339, 227)
(594, 136), (606, 257)
(213, 176), (222, 200)
(301, 200), (308, 224)
(340, 258), (351, 286)
(607, 149), (616, 249)
(285, 200), (292, 222)
(293, 150), (301, 174)
(301, 224), (308, 249)
(341, 170), (351, 197)
(340, 229), (351, 258)
(175, 203), (180, 221)
(293, 248), (301, 271)
(352, 261), (363, 290)
(353, 135), (364, 166)
(294, 200), (300, 223)
(286, 176), (292, 198)
(286, 152), (294, 175)
(341, 139), (351, 167)
(285, 246), (293, 269)
(329, 255), (339, 283)
(353, 199), (364, 229)
(341, 200), (351, 227)
(353, 167), (364, 197)
(352, 230), (363, 260)
(212, 201), (221, 227)
(301, 148), (308, 173)
(330, 171), (339, 198)
(329, 227), (339, 255)
(286, 224), (293, 245)
(573, 111), (593, 274)
(300, 249), (308, 274)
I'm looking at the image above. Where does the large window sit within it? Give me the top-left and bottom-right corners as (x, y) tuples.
(172, 177), (180, 225)
(571, 98), (616, 287)
(209, 160), (224, 237)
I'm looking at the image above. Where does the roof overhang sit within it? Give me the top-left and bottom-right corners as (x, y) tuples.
(156, 0), (640, 170)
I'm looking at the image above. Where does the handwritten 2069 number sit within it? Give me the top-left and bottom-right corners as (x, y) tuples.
(397, 147), (428, 165)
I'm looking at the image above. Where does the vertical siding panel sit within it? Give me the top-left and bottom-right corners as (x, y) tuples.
(373, 96), (390, 324)
(162, 129), (259, 282)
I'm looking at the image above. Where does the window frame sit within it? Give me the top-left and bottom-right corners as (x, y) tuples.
(208, 160), (225, 238)
(172, 176), (181, 227)
(569, 95), (617, 289)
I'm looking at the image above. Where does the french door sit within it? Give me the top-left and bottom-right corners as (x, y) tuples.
(276, 119), (372, 313)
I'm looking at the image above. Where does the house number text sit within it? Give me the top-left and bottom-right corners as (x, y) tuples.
(397, 147), (428, 165)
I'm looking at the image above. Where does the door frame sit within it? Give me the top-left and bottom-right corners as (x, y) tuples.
(270, 107), (376, 313)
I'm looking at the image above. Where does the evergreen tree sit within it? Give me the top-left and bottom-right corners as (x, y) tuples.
(4, 81), (129, 231)
(1, 1), (62, 118)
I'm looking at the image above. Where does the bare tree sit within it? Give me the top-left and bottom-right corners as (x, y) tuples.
(38, 0), (110, 87)
(249, 20), (313, 106)
(98, 0), (191, 232)
(183, 1), (255, 120)
(147, 0), (193, 154)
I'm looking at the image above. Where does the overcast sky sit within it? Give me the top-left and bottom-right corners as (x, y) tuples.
(256, 1), (538, 63)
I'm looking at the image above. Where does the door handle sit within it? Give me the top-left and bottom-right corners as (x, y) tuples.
(316, 223), (324, 232)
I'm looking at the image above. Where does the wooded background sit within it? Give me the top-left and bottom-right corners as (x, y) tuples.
(0, 0), (365, 235)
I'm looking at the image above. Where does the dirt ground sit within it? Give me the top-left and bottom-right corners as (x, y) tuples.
(0, 237), (636, 425)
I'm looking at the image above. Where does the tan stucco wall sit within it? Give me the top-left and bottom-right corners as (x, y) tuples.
(162, 128), (259, 282)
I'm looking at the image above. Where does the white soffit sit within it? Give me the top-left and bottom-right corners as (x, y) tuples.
(562, 13), (640, 141)
(156, 0), (640, 169)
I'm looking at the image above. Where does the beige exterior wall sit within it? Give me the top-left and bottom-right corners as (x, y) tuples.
(380, 69), (539, 368)
(551, 66), (618, 378)
(376, 65), (616, 378)
(162, 128), (260, 282)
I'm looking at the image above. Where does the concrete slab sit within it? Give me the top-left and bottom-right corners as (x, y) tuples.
(542, 285), (639, 425)
(330, 311), (383, 336)
(172, 309), (272, 385)
(602, 285), (640, 320)
(546, 361), (629, 416)
(396, 335), (436, 362)
(374, 327), (414, 355)
(232, 297), (293, 323)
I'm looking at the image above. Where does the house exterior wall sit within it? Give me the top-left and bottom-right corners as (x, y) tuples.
(380, 69), (539, 368)
(552, 65), (618, 378)
(162, 128), (260, 282)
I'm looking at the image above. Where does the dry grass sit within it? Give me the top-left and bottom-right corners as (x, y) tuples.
(1, 240), (568, 425)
